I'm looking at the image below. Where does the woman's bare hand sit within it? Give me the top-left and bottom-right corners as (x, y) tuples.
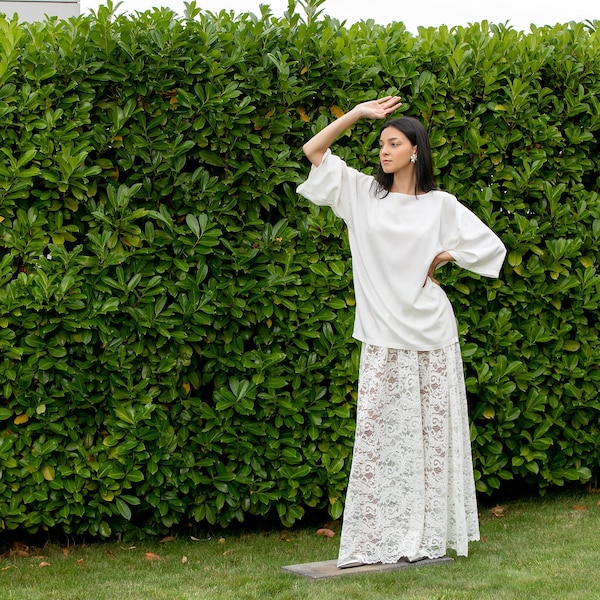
(355, 96), (402, 120)
(425, 251), (455, 286)
(302, 96), (402, 166)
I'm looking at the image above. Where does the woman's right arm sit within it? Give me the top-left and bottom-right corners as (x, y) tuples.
(302, 96), (402, 167)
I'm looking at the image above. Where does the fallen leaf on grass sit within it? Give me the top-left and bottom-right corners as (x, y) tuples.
(222, 550), (232, 557)
(2, 565), (17, 571)
(61, 547), (69, 557)
(9, 543), (30, 558)
(144, 552), (161, 561)
(182, 556), (188, 564)
(218, 537), (226, 544)
(39, 562), (51, 568)
(161, 536), (176, 543)
(316, 528), (336, 538)
(573, 505), (587, 511)
(280, 531), (291, 542)
(77, 559), (85, 566)
(490, 505), (506, 518)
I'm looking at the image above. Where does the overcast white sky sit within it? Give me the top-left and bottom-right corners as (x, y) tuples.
(79, 0), (599, 32)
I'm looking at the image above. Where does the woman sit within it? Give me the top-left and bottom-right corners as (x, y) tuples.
(297, 96), (506, 568)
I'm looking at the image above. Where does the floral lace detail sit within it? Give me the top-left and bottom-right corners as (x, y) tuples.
(337, 343), (480, 567)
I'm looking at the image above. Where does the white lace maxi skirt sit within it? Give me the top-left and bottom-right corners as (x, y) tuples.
(337, 342), (480, 567)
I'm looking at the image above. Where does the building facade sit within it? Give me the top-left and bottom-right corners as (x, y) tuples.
(0, 0), (80, 21)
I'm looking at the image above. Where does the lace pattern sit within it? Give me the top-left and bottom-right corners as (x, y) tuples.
(337, 343), (480, 567)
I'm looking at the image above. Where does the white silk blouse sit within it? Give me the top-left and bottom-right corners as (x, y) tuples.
(297, 150), (507, 351)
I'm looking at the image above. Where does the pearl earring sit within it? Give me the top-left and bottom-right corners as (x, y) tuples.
(410, 153), (418, 164)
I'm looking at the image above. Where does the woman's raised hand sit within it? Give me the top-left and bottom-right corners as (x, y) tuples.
(356, 96), (402, 120)
(302, 95), (401, 167)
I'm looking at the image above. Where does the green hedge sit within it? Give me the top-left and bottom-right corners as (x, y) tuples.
(0, 0), (599, 538)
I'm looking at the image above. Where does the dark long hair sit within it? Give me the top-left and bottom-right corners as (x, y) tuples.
(373, 116), (436, 198)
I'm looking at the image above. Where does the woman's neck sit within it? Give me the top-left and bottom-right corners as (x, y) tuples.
(389, 173), (422, 195)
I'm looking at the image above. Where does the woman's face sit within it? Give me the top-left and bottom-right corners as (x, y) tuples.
(379, 126), (417, 174)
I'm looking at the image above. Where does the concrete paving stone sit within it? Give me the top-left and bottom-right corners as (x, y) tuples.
(281, 556), (453, 579)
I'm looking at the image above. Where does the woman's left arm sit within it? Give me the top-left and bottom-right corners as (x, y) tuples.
(426, 251), (455, 285)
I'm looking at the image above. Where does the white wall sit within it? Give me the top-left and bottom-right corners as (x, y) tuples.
(0, 0), (80, 21)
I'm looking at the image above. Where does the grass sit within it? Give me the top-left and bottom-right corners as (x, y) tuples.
(1, 490), (600, 600)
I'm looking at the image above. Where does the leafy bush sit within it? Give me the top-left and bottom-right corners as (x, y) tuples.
(1, 0), (599, 538)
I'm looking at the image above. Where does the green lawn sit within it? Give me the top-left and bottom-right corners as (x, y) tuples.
(1, 490), (599, 599)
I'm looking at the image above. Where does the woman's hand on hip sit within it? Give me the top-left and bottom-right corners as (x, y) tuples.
(425, 251), (455, 286)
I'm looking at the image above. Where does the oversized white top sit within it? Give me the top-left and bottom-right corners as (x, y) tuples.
(297, 150), (507, 351)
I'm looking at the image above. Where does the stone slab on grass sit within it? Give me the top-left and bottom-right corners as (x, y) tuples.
(282, 556), (453, 579)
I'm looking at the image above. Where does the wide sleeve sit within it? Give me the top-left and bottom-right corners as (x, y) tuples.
(446, 200), (507, 278)
(296, 150), (360, 223)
